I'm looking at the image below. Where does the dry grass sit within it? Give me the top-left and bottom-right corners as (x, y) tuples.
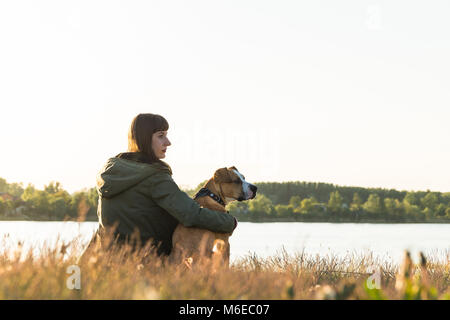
(0, 231), (448, 300)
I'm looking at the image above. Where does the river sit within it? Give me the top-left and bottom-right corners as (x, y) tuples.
(0, 221), (448, 265)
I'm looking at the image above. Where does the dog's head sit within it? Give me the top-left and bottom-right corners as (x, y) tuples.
(213, 166), (257, 202)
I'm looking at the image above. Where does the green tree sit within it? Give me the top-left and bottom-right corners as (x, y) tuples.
(228, 200), (249, 215)
(442, 193), (450, 204)
(7, 182), (24, 197)
(298, 197), (317, 214)
(404, 192), (419, 206)
(384, 198), (395, 213)
(403, 200), (421, 220)
(248, 194), (275, 217)
(289, 195), (302, 209)
(0, 178), (7, 193)
(21, 184), (37, 202)
(274, 204), (293, 218)
(445, 207), (450, 218)
(25, 190), (50, 218)
(328, 191), (344, 213)
(435, 203), (446, 217)
(49, 197), (67, 220)
(422, 207), (435, 220)
(350, 192), (363, 212)
(421, 192), (439, 211)
(392, 199), (405, 217)
(0, 198), (6, 215)
(363, 194), (382, 215)
(44, 181), (63, 194)
(69, 191), (92, 220)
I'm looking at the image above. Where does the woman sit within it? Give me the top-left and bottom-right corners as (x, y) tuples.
(88, 113), (237, 258)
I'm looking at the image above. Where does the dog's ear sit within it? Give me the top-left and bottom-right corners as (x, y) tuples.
(214, 167), (232, 183)
(229, 166), (238, 172)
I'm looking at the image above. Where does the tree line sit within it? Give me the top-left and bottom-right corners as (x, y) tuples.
(0, 178), (97, 221)
(1, 177), (449, 223)
(188, 181), (450, 223)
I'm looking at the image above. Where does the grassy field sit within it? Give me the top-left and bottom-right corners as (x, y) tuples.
(0, 233), (448, 300)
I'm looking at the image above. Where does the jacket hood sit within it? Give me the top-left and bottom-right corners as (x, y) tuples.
(97, 152), (172, 198)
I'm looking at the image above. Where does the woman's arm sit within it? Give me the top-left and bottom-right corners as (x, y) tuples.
(148, 173), (236, 233)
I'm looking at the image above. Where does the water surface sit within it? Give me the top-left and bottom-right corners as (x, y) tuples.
(0, 221), (448, 264)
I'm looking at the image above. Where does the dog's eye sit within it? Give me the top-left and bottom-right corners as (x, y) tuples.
(233, 180), (241, 184)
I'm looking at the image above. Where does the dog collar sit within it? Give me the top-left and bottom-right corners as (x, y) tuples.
(194, 187), (226, 206)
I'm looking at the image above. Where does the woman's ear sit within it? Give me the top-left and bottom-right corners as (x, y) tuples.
(214, 167), (231, 183)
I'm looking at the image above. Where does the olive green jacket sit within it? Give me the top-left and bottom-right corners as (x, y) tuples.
(95, 152), (236, 255)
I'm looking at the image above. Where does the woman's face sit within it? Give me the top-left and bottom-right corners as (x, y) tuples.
(152, 130), (171, 159)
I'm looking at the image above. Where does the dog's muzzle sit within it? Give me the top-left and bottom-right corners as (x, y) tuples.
(241, 184), (257, 201)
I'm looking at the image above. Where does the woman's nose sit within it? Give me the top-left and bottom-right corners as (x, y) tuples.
(165, 138), (171, 146)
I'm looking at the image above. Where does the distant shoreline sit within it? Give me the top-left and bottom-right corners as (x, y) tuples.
(1, 216), (448, 224)
(2, 179), (449, 224)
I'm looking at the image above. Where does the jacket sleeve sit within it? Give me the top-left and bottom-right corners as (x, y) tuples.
(148, 173), (236, 233)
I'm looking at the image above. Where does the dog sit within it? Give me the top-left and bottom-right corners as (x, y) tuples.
(170, 166), (257, 268)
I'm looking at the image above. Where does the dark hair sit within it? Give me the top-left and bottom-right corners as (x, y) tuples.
(127, 113), (171, 168)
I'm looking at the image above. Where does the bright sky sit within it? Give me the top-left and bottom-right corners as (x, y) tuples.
(1, 0), (449, 194)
